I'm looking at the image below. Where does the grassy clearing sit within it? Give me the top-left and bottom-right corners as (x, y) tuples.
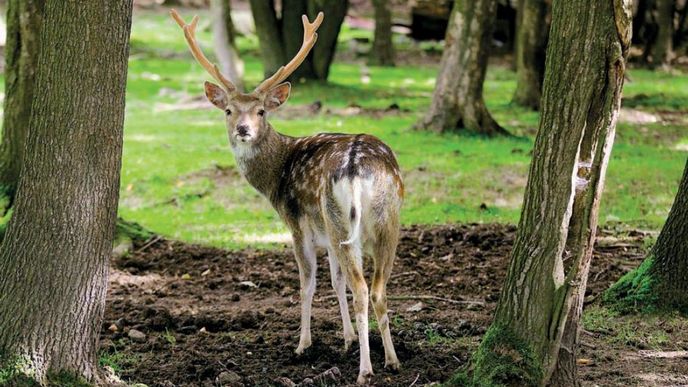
(99, 10), (688, 248)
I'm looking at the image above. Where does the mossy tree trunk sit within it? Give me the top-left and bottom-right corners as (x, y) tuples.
(369, 0), (395, 66)
(0, 0), (43, 213)
(463, 0), (631, 385)
(212, 0), (244, 90)
(604, 158), (688, 314)
(511, 0), (548, 110)
(415, 0), (509, 136)
(248, 0), (348, 82)
(0, 0), (132, 384)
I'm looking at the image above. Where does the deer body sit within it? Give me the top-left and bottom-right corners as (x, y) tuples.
(172, 10), (402, 384)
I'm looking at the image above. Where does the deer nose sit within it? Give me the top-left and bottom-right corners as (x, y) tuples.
(236, 124), (249, 136)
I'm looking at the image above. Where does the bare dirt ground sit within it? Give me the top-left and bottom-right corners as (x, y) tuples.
(103, 224), (688, 386)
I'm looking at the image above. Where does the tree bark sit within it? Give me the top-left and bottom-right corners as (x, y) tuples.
(212, 0), (244, 90)
(649, 0), (675, 67)
(306, 0), (348, 80)
(0, 0), (43, 212)
(0, 0), (132, 384)
(249, 0), (347, 82)
(466, 0), (631, 385)
(512, 0), (548, 110)
(249, 0), (285, 78)
(604, 158), (688, 313)
(415, 0), (509, 136)
(370, 0), (395, 66)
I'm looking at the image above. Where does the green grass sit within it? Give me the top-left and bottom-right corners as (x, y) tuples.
(48, 10), (688, 248)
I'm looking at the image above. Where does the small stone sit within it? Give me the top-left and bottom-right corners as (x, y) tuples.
(181, 273), (192, 280)
(108, 323), (118, 333)
(406, 302), (424, 312)
(274, 376), (296, 387)
(128, 329), (146, 343)
(217, 371), (243, 386)
(231, 293), (241, 302)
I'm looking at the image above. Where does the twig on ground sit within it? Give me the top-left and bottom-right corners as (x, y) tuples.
(135, 235), (161, 254)
(409, 373), (420, 386)
(388, 295), (485, 306)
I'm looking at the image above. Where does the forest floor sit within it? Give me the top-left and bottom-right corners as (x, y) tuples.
(101, 224), (688, 386)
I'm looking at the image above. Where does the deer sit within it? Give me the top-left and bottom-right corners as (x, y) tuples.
(171, 10), (404, 384)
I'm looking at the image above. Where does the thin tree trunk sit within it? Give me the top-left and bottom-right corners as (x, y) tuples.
(0, 0), (43, 212)
(465, 0), (631, 385)
(307, 0), (348, 80)
(604, 158), (688, 313)
(249, 0), (285, 78)
(212, 0), (244, 90)
(282, 0), (316, 80)
(370, 0), (395, 66)
(0, 0), (132, 384)
(415, 0), (508, 136)
(649, 0), (675, 67)
(512, 0), (548, 110)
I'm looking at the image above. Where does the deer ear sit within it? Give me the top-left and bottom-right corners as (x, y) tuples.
(265, 82), (291, 111)
(204, 81), (228, 109)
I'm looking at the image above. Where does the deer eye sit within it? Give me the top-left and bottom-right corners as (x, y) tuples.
(257, 109), (265, 117)
(225, 109), (232, 116)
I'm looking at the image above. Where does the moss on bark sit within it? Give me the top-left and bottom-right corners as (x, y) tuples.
(448, 324), (543, 387)
(603, 256), (659, 313)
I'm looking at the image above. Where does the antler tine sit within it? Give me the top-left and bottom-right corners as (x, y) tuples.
(254, 12), (325, 93)
(170, 9), (237, 92)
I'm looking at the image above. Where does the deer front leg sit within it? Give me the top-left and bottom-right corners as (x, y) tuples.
(293, 235), (317, 355)
(327, 249), (357, 350)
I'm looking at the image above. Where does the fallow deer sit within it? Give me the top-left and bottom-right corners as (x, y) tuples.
(171, 10), (403, 384)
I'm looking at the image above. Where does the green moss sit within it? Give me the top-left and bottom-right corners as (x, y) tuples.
(0, 354), (93, 387)
(603, 256), (659, 313)
(447, 324), (542, 387)
(115, 217), (154, 242)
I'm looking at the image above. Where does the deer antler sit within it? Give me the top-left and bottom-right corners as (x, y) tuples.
(253, 12), (324, 93)
(170, 9), (237, 92)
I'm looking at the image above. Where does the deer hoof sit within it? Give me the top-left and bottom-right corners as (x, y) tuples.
(295, 343), (311, 355)
(385, 360), (401, 372)
(344, 335), (357, 351)
(356, 371), (373, 385)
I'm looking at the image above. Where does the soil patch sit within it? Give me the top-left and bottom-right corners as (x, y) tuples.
(104, 224), (687, 386)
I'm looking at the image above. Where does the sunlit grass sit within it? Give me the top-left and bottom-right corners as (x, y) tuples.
(116, 10), (688, 248)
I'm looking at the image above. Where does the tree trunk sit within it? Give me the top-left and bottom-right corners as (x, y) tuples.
(604, 158), (688, 313)
(370, 0), (395, 66)
(649, 0), (675, 67)
(415, 0), (509, 136)
(0, 0), (132, 384)
(249, 0), (346, 82)
(307, 0), (348, 80)
(249, 0), (285, 78)
(512, 0), (548, 110)
(464, 0), (631, 385)
(0, 0), (43, 212)
(212, 0), (244, 90)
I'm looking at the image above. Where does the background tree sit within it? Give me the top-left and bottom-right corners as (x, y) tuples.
(369, 0), (395, 66)
(248, 0), (348, 81)
(512, 0), (548, 110)
(212, 0), (244, 90)
(604, 158), (688, 314)
(455, 0), (631, 385)
(0, 0), (132, 384)
(415, 0), (509, 136)
(0, 0), (43, 213)
(649, 0), (676, 67)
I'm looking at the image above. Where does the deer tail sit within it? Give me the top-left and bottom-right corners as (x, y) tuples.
(340, 178), (362, 246)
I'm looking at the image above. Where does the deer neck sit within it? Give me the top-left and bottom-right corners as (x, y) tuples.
(231, 125), (293, 200)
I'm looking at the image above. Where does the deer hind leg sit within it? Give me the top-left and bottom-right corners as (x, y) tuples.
(293, 233), (317, 355)
(327, 248), (357, 350)
(371, 225), (401, 370)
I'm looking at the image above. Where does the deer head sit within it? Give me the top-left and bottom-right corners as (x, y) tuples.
(170, 10), (323, 147)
